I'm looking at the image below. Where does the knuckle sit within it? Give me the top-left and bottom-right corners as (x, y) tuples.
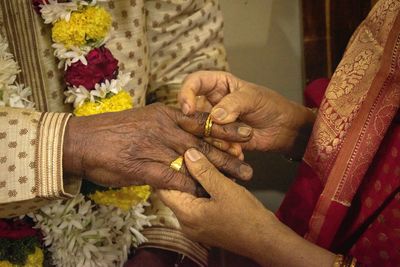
(160, 169), (177, 188)
(192, 112), (208, 128)
(197, 141), (212, 156)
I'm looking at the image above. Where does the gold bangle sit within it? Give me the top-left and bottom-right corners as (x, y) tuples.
(349, 257), (357, 267)
(333, 254), (344, 267)
(333, 255), (357, 267)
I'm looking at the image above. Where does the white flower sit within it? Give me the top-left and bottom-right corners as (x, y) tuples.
(40, 0), (79, 24)
(3, 83), (35, 109)
(0, 34), (35, 109)
(52, 43), (91, 70)
(0, 35), (19, 89)
(90, 71), (131, 99)
(28, 194), (152, 267)
(64, 85), (91, 108)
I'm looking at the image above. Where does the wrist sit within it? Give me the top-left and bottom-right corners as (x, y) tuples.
(253, 215), (335, 267)
(283, 102), (316, 160)
(63, 116), (85, 177)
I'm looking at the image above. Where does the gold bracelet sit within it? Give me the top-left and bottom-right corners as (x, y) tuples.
(333, 254), (344, 267)
(333, 254), (357, 267)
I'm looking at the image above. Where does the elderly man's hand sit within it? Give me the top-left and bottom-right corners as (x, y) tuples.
(62, 103), (253, 194)
(179, 71), (316, 158)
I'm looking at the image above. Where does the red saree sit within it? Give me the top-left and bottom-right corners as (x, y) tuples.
(277, 1), (400, 266)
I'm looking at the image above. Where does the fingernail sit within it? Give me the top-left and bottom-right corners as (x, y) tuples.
(186, 149), (202, 162)
(238, 126), (252, 137)
(239, 164), (253, 178)
(211, 108), (227, 121)
(182, 103), (190, 115)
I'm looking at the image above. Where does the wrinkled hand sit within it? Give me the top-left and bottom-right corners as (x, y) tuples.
(179, 71), (316, 157)
(63, 103), (254, 194)
(158, 149), (276, 263)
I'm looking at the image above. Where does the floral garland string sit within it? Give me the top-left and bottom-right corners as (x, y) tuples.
(24, 1), (154, 266)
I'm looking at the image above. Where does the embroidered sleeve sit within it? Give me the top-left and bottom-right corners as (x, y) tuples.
(145, 0), (229, 107)
(0, 107), (81, 218)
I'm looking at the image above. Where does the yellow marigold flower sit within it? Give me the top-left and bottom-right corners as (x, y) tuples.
(52, 6), (111, 47)
(0, 247), (43, 267)
(90, 185), (152, 211)
(25, 247), (44, 267)
(52, 14), (87, 47)
(84, 6), (112, 41)
(74, 91), (133, 116)
(0, 260), (12, 267)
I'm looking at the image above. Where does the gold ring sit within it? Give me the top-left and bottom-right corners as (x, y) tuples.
(170, 156), (184, 172)
(204, 114), (213, 137)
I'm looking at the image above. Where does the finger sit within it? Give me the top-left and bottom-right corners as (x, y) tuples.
(188, 142), (252, 182)
(204, 137), (231, 151)
(184, 149), (236, 197)
(195, 96), (213, 113)
(165, 126), (253, 181)
(179, 71), (235, 115)
(197, 141), (253, 181)
(158, 189), (197, 217)
(210, 91), (253, 124)
(204, 138), (244, 159)
(176, 110), (253, 142)
(141, 162), (197, 194)
(227, 143), (243, 158)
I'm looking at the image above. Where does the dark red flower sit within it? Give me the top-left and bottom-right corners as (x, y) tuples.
(0, 219), (39, 240)
(32, 0), (48, 14)
(65, 46), (119, 90)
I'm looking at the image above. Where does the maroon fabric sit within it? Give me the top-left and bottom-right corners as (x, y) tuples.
(277, 79), (400, 266)
(303, 78), (330, 108)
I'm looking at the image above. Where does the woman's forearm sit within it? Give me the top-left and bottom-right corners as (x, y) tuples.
(249, 215), (335, 267)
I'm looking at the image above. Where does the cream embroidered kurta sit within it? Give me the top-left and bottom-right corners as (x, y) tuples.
(0, 0), (228, 266)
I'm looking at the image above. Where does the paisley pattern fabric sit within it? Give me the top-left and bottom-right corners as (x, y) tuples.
(278, 1), (400, 265)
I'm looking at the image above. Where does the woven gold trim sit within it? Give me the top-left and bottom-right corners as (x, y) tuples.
(141, 227), (209, 267)
(37, 112), (73, 198)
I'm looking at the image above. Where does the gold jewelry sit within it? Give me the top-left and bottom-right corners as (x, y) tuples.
(170, 156), (184, 172)
(332, 255), (357, 267)
(332, 255), (344, 267)
(349, 257), (357, 267)
(204, 114), (213, 137)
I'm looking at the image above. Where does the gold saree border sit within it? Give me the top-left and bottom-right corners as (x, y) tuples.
(306, 3), (400, 244)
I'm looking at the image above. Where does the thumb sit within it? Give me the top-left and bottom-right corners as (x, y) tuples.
(210, 91), (251, 124)
(184, 148), (234, 198)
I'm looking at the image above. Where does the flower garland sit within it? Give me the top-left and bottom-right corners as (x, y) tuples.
(0, 219), (43, 267)
(18, 1), (154, 266)
(0, 35), (35, 109)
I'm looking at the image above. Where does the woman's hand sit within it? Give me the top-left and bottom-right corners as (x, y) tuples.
(159, 149), (336, 267)
(63, 103), (254, 194)
(179, 71), (316, 158)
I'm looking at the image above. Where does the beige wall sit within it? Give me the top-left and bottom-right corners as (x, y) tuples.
(219, 0), (304, 195)
(219, 0), (304, 102)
